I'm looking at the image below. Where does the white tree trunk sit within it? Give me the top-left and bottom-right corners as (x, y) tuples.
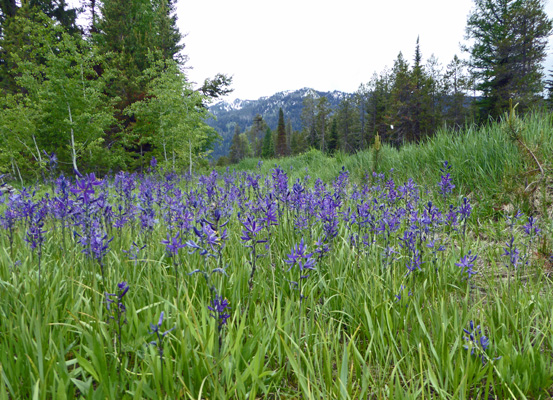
(67, 102), (80, 175)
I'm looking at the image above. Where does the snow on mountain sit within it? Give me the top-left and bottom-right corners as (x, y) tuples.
(207, 87), (352, 159)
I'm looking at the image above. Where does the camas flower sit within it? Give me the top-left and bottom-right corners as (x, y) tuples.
(208, 294), (231, 329)
(161, 231), (185, 257)
(438, 161), (455, 198)
(285, 238), (316, 278)
(503, 236), (520, 269)
(455, 251), (478, 278)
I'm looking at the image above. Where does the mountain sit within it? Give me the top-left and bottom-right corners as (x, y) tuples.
(206, 88), (351, 160)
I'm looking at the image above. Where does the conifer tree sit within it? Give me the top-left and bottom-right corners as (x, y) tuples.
(229, 124), (248, 164)
(464, 0), (552, 117)
(275, 107), (287, 157)
(327, 117), (338, 154)
(261, 127), (274, 159)
(285, 117), (293, 154)
(444, 55), (471, 128)
(301, 93), (318, 149)
(365, 72), (391, 145)
(316, 97), (331, 152)
(336, 97), (359, 153)
(248, 114), (267, 157)
(387, 52), (415, 145)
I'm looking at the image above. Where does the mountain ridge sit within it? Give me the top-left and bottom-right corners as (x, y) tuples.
(207, 87), (352, 159)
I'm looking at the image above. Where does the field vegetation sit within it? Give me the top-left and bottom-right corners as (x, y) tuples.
(1, 111), (553, 399)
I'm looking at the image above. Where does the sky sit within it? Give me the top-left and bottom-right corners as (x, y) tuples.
(177, 0), (553, 101)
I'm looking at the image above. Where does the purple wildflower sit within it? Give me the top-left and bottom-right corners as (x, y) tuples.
(463, 321), (498, 364)
(438, 161), (455, 198)
(208, 294), (231, 330)
(523, 216), (540, 238)
(285, 238), (316, 278)
(455, 251), (478, 278)
(162, 231), (185, 257)
(503, 236), (520, 269)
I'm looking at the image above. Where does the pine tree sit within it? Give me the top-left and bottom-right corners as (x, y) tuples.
(285, 117), (293, 154)
(327, 117), (338, 154)
(444, 55), (471, 128)
(261, 127), (274, 159)
(92, 0), (187, 162)
(336, 97), (359, 153)
(301, 93), (318, 149)
(247, 114), (267, 157)
(387, 52), (415, 145)
(275, 107), (287, 157)
(365, 72), (391, 145)
(316, 97), (331, 152)
(229, 124), (247, 164)
(464, 0), (552, 117)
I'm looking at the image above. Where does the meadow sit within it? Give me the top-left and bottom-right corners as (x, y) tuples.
(0, 112), (552, 399)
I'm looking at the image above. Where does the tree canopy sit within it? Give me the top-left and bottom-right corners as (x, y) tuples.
(0, 0), (232, 178)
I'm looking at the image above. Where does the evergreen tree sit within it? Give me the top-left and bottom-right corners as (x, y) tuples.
(301, 92), (318, 149)
(247, 114), (267, 157)
(92, 0), (186, 159)
(316, 97), (331, 152)
(365, 71), (391, 144)
(355, 84), (370, 149)
(285, 117), (293, 154)
(336, 96), (359, 153)
(290, 131), (306, 156)
(464, 0), (552, 117)
(444, 55), (471, 128)
(229, 124), (249, 164)
(387, 52), (415, 145)
(261, 127), (274, 159)
(275, 107), (287, 157)
(327, 117), (338, 154)
(425, 54), (445, 133)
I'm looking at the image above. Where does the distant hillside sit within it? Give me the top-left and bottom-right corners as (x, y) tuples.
(207, 88), (351, 159)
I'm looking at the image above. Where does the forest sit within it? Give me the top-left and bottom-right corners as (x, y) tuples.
(0, 0), (231, 179)
(1, 0), (552, 177)
(226, 11), (553, 165)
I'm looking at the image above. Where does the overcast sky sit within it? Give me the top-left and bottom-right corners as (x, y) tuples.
(177, 0), (553, 101)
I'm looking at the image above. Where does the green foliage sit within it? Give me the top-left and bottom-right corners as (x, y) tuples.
(465, 0), (553, 118)
(275, 107), (287, 157)
(228, 125), (251, 164)
(0, 11), (116, 176)
(327, 117), (338, 154)
(125, 57), (215, 172)
(261, 127), (275, 159)
(0, 2), (226, 177)
(2, 136), (553, 397)
(229, 112), (553, 218)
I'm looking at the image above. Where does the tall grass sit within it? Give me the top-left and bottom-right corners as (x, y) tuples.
(230, 111), (552, 218)
(0, 113), (552, 399)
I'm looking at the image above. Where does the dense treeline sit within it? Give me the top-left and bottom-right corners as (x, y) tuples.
(0, 0), (231, 179)
(222, 0), (552, 165)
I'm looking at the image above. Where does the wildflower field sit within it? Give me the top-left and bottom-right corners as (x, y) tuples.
(1, 115), (553, 399)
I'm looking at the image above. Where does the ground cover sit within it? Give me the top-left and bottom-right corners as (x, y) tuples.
(0, 112), (552, 399)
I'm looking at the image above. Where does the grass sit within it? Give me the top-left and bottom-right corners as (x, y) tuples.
(0, 112), (552, 399)
(228, 111), (552, 219)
